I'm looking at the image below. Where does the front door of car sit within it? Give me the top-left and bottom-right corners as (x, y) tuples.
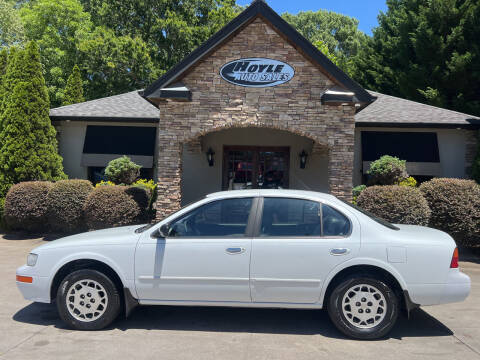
(135, 197), (257, 302)
(250, 197), (360, 304)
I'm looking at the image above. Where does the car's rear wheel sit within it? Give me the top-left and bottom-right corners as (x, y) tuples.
(56, 269), (121, 330)
(327, 275), (399, 339)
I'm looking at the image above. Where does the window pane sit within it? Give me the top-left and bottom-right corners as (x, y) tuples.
(322, 204), (350, 236)
(260, 198), (321, 237)
(168, 198), (253, 237)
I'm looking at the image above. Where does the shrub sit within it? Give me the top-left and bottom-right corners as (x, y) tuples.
(357, 185), (431, 226)
(83, 186), (142, 230)
(420, 178), (480, 246)
(367, 155), (408, 185)
(352, 184), (366, 204)
(132, 179), (157, 210)
(104, 156), (141, 185)
(47, 179), (93, 233)
(398, 176), (417, 187)
(4, 181), (53, 232)
(95, 180), (115, 187)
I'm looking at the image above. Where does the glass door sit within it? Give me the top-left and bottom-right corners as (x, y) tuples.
(223, 146), (289, 190)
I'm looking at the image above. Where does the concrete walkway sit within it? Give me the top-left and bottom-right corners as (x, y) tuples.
(1, 235), (479, 360)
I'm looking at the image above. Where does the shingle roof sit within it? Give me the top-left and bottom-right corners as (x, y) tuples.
(49, 89), (480, 129)
(49, 90), (159, 122)
(356, 90), (480, 128)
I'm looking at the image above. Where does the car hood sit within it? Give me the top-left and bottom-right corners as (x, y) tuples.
(34, 225), (144, 251)
(393, 224), (456, 246)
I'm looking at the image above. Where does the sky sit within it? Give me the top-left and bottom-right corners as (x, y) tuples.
(237, 0), (388, 35)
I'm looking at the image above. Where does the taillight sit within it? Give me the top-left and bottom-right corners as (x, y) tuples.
(450, 247), (459, 268)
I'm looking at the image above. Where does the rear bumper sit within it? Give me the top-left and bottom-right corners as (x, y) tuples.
(408, 270), (471, 306)
(16, 265), (51, 303)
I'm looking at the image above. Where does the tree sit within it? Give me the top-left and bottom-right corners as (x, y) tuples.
(0, 0), (24, 47)
(20, 0), (92, 107)
(77, 27), (157, 100)
(79, 0), (242, 73)
(0, 48), (8, 121)
(63, 64), (84, 105)
(0, 42), (65, 197)
(352, 0), (480, 117)
(282, 9), (368, 74)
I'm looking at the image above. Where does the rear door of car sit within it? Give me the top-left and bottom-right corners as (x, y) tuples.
(250, 196), (360, 304)
(135, 196), (258, 302)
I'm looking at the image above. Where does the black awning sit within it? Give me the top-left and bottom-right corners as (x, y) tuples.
(83, 125), (156, 156)
(361, 131), (440, 162)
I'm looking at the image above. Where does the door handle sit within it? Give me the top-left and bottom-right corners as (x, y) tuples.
(226, 247), (246, 254)
(330, 248), (350, 256)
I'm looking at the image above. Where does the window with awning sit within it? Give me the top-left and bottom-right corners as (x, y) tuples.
(81, 125), (156, 168)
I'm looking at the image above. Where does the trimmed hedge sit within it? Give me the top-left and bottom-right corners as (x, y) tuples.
(420, 178), (480, 246)
(4, 181), (53, 232)
(83, 186), (147, 230)
(357, 185), (431, 226)
(47, 179), (94, 233)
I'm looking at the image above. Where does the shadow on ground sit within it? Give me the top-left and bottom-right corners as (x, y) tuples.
(13, 302), (452, 340)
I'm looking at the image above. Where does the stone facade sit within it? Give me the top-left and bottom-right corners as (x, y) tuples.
(155, 17), (356, 220)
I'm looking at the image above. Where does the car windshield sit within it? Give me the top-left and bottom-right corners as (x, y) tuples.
(339, 199), (399, 231)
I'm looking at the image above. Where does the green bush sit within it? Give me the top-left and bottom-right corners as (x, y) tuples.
(367, 155), (408, 185)
(357, 185), (431, 226)
(104, 156), (141, 185)
(83, 186), (143, 230)
(47, 179), (93, 233)
(352, 184), (366, 204)
(420, 178), (480, 246)
(4, 181), (53, 232)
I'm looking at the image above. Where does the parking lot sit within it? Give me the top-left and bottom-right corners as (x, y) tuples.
(1, 235), (479, 360)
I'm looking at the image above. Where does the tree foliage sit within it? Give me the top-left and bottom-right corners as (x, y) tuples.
(352, 0), (480, 116)
(80, 0), (242, 73)
(282, 9), (368, 74)
(63, 65), (84, 105)
(0, 0), (24, 47)
(0, 42), (65, 196)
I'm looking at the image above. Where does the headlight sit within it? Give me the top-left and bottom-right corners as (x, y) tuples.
(27, 253), (38, 267)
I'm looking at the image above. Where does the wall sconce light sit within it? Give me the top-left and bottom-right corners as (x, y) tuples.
(206, 148), (215, 167)
(299, 150), (308, 169)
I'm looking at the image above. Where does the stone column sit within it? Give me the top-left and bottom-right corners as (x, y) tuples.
(155, 130), (183, 221)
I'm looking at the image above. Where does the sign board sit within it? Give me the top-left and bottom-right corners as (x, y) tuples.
(220, 58), (294, 87)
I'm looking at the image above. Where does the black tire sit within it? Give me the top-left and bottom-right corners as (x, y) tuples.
(327, 275), (399, 340)
(56, 269), (121, 330)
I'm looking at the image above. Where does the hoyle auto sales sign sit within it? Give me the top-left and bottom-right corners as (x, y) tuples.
(220, 58), (295, 87)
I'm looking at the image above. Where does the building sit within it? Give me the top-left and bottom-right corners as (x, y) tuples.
(49, 0), (479, 219)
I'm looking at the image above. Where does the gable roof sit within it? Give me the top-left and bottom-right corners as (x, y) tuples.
(142, 0), (374, 104)
(49, 90), (159, 123)
(356, 90), (480, 128)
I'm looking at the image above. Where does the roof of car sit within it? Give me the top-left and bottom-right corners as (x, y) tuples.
(206, 189), (337, 201)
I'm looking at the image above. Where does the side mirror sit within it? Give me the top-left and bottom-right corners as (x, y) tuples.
(151, 224), (170, 239)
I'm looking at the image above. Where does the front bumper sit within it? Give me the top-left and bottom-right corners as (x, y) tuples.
(16, 265), (51, 303)
(408, 270), (471, 306)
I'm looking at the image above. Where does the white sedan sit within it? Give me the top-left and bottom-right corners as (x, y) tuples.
(16, 190), (470, 339)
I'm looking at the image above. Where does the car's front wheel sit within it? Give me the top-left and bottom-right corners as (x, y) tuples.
(57, 269), (121, 330)
(327, 275), (399, 339)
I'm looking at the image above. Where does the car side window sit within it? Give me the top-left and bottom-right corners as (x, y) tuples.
(260, 198), (321, 237)
(322, 204), (350, 237)
(167, 198), (253, 237)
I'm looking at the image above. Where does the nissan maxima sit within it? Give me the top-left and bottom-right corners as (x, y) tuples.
(16, 190), (470, 339)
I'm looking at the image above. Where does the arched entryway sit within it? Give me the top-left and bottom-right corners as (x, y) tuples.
(181, 127), (330, 205)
